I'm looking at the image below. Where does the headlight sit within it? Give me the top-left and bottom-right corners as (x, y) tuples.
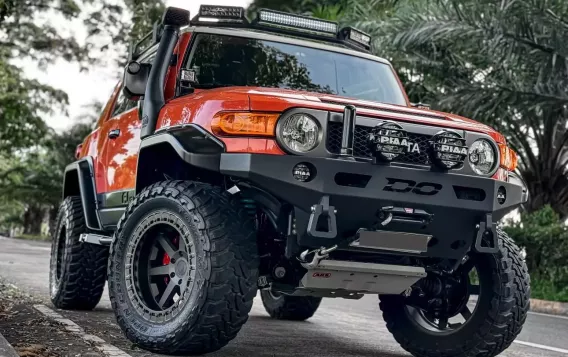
(469, 139), (497, 175)
(277, 113), (321, 153)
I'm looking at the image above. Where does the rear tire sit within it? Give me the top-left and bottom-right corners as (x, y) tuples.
(49, 196), (108, 310)
(261, 290), (321, 321)
(108, 181), (259, 355)
(379, 229), (530, 357)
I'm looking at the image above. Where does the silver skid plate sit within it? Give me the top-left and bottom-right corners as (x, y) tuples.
(350, 230), (431, 253)
(299, 260), (426, 297)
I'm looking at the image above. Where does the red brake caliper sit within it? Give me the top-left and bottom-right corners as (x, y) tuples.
(162, 236), (179, 284)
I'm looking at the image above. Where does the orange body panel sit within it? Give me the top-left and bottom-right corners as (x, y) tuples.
(79, 33), (511, 196)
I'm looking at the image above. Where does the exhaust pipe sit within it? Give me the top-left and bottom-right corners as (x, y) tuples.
(141, 7), (190, 139)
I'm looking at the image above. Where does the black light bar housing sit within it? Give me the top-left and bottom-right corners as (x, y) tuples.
(191, 5), (248, 26)
(129, 5), (374, 61)
(254, 9), (339, 36)
(338, 26), (372, 50)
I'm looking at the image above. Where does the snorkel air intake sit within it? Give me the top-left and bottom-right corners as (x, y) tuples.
(141, 7), (190, 139)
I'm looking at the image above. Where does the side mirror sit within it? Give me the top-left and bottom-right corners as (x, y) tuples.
(123, 61), (151, 99)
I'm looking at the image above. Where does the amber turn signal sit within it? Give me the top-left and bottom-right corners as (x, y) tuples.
(211, 112), (279, 137)
(499, 143), (518, 171)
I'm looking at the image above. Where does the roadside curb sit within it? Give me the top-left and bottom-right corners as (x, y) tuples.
(470, 296), (568, 316)
(0, 331), (19, 357)
(530, 298), (568, 316)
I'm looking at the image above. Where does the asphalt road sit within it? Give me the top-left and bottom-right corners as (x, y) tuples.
(1, 236), (567, 357)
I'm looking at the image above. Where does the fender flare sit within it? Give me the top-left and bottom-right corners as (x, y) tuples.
(135, 124), (225, 193)
(63, 157), (102, 231)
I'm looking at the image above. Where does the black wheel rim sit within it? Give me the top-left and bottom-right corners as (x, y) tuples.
(126, 212), (196, 323)
(406, 255), (482, 333)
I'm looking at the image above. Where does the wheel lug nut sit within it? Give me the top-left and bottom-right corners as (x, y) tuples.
(178, 279), (182, 285)
(171, 258), (176, 263)
(170, 272), (175, 278)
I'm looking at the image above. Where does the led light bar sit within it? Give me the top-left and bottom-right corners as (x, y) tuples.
(256, 9), (338, 35)
(339, 27), (372, 50)
(199, 5), (245, 20)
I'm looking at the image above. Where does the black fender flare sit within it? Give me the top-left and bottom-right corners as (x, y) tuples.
(135, 124), (225, 193)
(63, 157), (102, 231)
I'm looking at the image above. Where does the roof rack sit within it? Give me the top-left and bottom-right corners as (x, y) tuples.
(128, 5), (373, 60)
(129, 22), (163, 61)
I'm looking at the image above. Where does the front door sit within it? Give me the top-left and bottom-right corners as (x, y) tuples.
(98, 87), (141, 213)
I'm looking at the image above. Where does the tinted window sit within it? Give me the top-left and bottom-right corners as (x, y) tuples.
(186, 34), (406, 105)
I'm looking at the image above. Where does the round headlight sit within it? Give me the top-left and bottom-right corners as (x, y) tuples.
(469, 139), (497, 175)
(277, 114), (320, 153)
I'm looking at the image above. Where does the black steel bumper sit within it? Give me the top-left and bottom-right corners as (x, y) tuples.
(220, 153), (527, 259)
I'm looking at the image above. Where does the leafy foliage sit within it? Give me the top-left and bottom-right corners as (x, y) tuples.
(504, 206), (568, 301)
(346, 0), (568, 216)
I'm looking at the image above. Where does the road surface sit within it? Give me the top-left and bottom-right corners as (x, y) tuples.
(1, 236), (567, 357)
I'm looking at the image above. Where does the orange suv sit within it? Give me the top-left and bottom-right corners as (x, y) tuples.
(49, 6), (530, 357)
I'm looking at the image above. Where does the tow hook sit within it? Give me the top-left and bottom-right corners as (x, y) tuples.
(473, 213), (499, 253)
(307, 195), (338, 238)
(298, 245), (338, 269)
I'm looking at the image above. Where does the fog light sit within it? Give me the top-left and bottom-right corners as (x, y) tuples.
(429, 130), (468, 170)
(293, 163), (314, 182)
(497, 186), (506, 204)
(368, 121), (409, 162)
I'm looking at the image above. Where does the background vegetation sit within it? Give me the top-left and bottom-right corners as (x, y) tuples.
(1, 0), (567, 301)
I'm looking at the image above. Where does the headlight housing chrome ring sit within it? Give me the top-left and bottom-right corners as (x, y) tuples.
(469, 139), (498, 176)
(276, 113), (322, 154)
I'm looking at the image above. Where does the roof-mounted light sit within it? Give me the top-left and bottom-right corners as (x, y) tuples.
(192, 5), (247, 24)
(338, 27), (372, 50)
(255, 9), (338, 35)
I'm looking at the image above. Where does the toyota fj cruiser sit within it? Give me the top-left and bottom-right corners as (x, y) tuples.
(49, 5), (530, 357)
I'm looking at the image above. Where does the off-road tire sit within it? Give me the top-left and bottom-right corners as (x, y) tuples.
(261, 290), (321, 321)
(49, 196), (108, 310)
(108, 181), (259, 355)
(379, 229), (530, 357)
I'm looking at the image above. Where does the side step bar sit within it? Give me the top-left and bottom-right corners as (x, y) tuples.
(298, 260), (426, 298)
(79, 233), (112, 246)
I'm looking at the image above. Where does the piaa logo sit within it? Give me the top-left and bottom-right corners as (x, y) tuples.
(379, 136), (420, 153)
(439, 144), (468, 155)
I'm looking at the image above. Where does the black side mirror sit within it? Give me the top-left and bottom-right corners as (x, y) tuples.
(123, 61), (152, 99)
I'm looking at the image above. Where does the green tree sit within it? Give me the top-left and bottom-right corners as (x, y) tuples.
(504, 206), (568, 301)
(349, 0), (568, 216)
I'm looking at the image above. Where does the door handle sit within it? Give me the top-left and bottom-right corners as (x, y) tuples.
(108, 129), (120, 139)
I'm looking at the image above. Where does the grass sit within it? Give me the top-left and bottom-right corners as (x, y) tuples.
(15, 234), (50, 242)
(530, 278), (568, 303)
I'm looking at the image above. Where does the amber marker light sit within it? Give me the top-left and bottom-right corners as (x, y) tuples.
(498, 143), (518, 171)
(211, 112), (279, 137)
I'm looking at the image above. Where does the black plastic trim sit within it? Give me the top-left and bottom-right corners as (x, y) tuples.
(63, 157), (102, 231)
(219, 153), (527, 259)
(136, 125), (225, 193)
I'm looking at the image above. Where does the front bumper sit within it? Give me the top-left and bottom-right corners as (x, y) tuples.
(221, 154), (527, 259)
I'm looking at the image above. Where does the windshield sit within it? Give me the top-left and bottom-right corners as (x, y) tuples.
(185, 33), (407, 105)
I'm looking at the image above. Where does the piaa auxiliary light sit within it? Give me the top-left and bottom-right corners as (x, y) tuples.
(429, 130), (468, 170)
(368, 122), (410, 163)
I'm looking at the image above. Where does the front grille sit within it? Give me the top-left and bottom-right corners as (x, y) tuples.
(327, 121), (432, 165)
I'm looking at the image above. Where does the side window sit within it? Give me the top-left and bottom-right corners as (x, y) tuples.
(111, 90), (127, 118)
(110, 88), (136, 118)
(109, 51), (155, 118)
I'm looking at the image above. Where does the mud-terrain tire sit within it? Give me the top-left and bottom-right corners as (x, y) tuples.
(49, 196), (108, 310)
(379, 229), (530, 357)
(261, 290), (321, 321)
(108, 181), (259, 355)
